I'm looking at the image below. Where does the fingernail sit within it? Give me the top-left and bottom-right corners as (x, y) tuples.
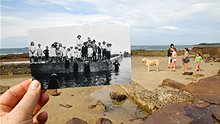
(29, 80), (40, 90)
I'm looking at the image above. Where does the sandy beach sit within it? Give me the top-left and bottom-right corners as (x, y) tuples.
(132, 56), (220, 91)
(0, 55), (219, 123)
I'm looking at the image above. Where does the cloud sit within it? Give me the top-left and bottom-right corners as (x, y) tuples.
(1, 0), (220, 46)
(159, 26), (179, 31)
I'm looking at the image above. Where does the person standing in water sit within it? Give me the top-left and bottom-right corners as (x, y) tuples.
(113, 60), (120, 72)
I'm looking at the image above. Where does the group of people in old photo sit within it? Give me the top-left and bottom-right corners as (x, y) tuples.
(29, 35), (113, 64)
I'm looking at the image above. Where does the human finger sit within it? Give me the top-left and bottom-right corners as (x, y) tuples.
(33, 111), (48, 124)
(33, 91), (49, 115)
(0, 79), (32, 112)
(11, 80), (41, 115)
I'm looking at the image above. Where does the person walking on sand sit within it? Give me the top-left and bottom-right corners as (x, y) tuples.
(182, 48), (190, 73)
(29, 41), (37, 63)
(194, 53), (202, 72)
(167, 44), (174, 68)
(171, 47), (178, 71)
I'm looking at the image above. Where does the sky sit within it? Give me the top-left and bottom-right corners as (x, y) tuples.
(1, 0), (220, 48)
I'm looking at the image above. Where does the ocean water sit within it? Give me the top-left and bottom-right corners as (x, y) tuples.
(131, 45), (194, 50)
(0, 45), (194, 55)
(0, 47), (28, 55)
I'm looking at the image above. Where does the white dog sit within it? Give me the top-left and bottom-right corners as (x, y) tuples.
(142, 57), (159, 72)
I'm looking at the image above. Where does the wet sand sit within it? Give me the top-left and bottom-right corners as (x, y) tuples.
(132, 56), (220, 91)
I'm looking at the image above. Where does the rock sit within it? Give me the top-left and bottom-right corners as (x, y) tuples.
(215, 58), (220, 62)
(121, 82), (198, 113)
(191, 47), (220, 57)
(66, 117), (88, 124)
(160, 78), (185, 90)
(0, 85), (10, 94)
(195, 101), (209, 108)
(212, 106), (220, 122)
(96, 117), (112, 124)
(183, 75), (220, 105)
(185, 104), (215, 124)
(47, 89), (61, 96)
(59, 104), (72, 108)
(144, 103), (193, 124)
(185, 77), (197, 81)
(144, 103), (216, 124)
(182, 72), (193, 75)
(109, 92), (127, 101)
(193, 73), (204, 78)
(88, 100), (107, 112)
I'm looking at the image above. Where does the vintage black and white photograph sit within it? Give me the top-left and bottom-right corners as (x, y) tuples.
(27, 25), (131, 89)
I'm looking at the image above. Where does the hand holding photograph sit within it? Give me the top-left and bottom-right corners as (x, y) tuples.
(27, 25), (131, 89)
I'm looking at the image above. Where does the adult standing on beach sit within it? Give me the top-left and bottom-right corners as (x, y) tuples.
(171, 47), (178, 71)
(76, 35), (82, 51)
(182, 48), (190, 73)
(167, 44), (174, 68)
(29, 41), (37, 63)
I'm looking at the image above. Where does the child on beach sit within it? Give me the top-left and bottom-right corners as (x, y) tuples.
(182, 48), (190, 73)
(29, 41), (36, 63)
(97, 42), (102, 60)
(56, 47), (62, 63)
(73, 47), (78, 60)
(70, 46), (74, 62)
(167, 44), (174, 68)
(106, 43), (111, 60)
(37, 44), (43, 63)
(62, 46), (67, 62)
(66, 48), (72, 60)
(76, 48), (81, 60)
(194, 53), (202, 72)
(87, 44), (93, 62)
(102, 41), (107, 59)
(50, 44), (56, 63)
(92, 40), (97, 61)
(43, 46), (49, 63)
(82, 42), (88, 61)
(171, 47), (178, 71)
